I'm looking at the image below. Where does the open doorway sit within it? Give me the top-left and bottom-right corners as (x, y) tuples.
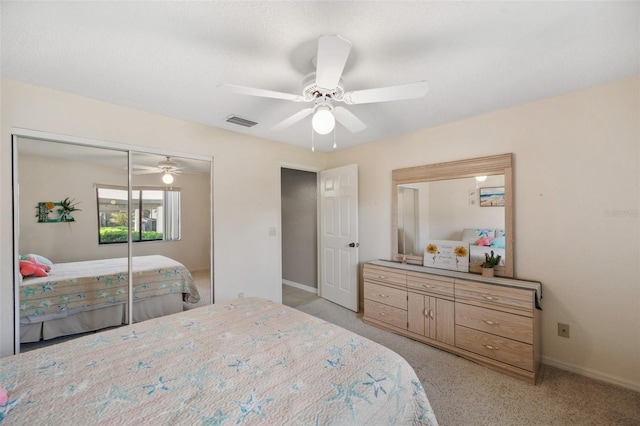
(280, 168), (319, 308)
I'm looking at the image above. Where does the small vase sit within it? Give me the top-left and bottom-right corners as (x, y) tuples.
(481, 267), (494, 278)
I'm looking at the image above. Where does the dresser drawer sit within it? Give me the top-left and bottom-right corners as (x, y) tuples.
(363, 264), (407, 288)
(455, 280), (533, 315)
(364, 299), (407, 330)
(455, 325), (533, 372)
(407, 272), (454, 298)
(365, 282), (407, 310)
(455, 303), (533, 344)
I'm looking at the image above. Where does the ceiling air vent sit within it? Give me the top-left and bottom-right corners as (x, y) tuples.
(225, 115), (258, 128)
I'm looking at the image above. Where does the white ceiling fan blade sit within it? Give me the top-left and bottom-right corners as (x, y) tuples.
(315, 35), (352, 91)
(343, 81), (429, 105)
(132, 164), (159, 170)
(272, 108), (314, 131)
(218, 83), (306, 102)
(133, 169), (160, 175)
(334, 106), (367, 133)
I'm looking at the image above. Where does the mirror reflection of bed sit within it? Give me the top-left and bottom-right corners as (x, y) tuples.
(15, 137), (212, 351)
(393, 153), (513, 277)
(398, 175), (505, 267)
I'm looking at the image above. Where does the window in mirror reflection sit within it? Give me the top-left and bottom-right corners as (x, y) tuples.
(97, 186), (181, 244)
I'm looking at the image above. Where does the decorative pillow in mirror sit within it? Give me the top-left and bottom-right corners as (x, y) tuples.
(476, 236), (494, 246)
(461, 228), (494, 244)
(490, 237), (506, 249)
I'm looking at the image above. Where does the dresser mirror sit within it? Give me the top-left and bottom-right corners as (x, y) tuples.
(392, 153), (514, 277)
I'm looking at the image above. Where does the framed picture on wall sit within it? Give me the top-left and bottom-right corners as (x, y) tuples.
(479, 187), (505, 207)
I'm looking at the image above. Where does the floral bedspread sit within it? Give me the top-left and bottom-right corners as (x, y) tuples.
(0, 297), (438, 425)
(19, 255), (199, 323)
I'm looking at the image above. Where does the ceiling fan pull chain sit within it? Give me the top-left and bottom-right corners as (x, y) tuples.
(333, 125), (337, 149)
(311, 125), (315, 152)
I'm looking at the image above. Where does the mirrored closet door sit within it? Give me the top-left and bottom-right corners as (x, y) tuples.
(130, 151), (212, 323)
(13, 134), (212, 353)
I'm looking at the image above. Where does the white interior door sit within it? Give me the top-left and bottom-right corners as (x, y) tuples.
(319, 164), (359, 312)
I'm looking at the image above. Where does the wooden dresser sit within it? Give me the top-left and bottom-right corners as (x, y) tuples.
(363, 260), (542, 383)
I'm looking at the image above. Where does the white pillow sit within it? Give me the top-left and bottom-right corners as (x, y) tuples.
(461, 228), (494, 244)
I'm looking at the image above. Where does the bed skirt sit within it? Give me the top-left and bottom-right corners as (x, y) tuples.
(20, 293), (183, 343)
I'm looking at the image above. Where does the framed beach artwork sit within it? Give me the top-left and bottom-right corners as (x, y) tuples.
(479, 186), (505, 207)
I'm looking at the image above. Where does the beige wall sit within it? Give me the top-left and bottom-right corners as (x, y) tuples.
(326, 77), (640, 390)
(2, 77), (638, 391)
(0, 79), (327, 357)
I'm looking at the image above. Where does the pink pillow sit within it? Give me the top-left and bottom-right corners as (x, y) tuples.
(476, 236), (494, 246)
(19, 257), (50, 277)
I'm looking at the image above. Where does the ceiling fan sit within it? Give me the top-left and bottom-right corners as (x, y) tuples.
(219, 34), (429, 135)
(133, 156), (182, 184)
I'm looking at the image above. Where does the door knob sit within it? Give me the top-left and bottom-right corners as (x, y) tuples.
(348, 242), (360, 247)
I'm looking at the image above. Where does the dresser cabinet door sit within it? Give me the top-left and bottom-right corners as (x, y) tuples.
(408, 292), (454, 345)
(407, 292), (427, 335)
(435, 298), (455, 346)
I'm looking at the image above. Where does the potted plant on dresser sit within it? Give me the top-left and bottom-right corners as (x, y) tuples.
(481, 250), (501, 277)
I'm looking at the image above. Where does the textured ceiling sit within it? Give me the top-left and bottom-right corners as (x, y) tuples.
(2, 1), (638, 152)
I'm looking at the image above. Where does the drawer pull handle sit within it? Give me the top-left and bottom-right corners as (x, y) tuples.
(482, 319), (498, 326)
(482, 344), (498, 351)
(424, 309), (434, 319)
(422, 284), (433, 288)
(378, 293), (389, 298)
(430, 309), (434, 319)
(379, 312), (387, 317)
(378, 275), (387, 280)
(482, 295), (498, 301)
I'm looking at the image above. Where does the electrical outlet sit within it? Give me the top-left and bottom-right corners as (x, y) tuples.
(238, 292), (244, 299)
(558, 323), (570, 338)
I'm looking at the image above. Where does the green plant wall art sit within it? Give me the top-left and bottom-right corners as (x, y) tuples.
(36, 198), (81, 223)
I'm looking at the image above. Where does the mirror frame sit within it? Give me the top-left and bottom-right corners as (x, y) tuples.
(392, 153), (514, 278)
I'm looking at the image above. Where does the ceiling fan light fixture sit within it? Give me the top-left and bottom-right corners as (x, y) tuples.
(312, 106), (335, 135)
(162, 172), (174, 184)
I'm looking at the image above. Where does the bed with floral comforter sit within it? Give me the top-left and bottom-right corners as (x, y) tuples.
(0, 297), (438, 425)
(19, 255), (200, 342)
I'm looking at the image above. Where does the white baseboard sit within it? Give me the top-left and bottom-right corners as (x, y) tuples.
(282, 279), (318, 294)
(541, 356), (640, 392)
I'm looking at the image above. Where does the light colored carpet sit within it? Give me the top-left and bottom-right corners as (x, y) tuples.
(293, 296), (640, 426)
